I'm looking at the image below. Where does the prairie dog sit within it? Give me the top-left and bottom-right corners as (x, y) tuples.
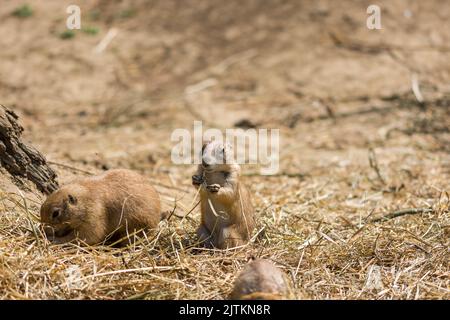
(230, 259), (289, 300)
(192, 140), (255, 249)
(40, 169), (161, 246)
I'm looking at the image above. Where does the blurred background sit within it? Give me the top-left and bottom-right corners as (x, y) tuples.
(1, 0), (449, 180)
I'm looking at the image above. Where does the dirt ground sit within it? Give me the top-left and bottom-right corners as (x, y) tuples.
(0, 0), (449, 299)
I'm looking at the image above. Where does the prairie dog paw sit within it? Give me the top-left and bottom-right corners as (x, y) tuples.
(192, 175), (203, 186)
(206, 184), (221, 193)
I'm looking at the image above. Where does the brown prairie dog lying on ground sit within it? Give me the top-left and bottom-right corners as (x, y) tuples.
(40, 169), (162, 246)
(192, 140), (255, 249)
(230, 259), (289, 300)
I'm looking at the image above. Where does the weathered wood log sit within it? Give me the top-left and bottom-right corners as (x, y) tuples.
(0, 105), (58, 194)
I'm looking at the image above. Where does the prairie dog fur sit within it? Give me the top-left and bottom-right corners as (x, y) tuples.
(192, 140), (255, 249)
(40, 169), (161, 246)
(230, 259), (289, 300)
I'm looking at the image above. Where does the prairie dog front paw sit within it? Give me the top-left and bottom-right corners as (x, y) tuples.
(192, 174), (203, 186)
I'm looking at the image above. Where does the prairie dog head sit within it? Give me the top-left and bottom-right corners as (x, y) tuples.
(40, 185), (85, 240)
(201, 140), (238, 173)
(230, 259), (289, 300)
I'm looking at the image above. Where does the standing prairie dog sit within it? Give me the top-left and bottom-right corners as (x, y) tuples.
(230, 259), (289, 300)
(40, 169), (162, 246)
(192, 140), (255, 249)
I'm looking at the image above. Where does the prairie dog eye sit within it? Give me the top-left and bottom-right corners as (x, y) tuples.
(52, 209), (61, 219)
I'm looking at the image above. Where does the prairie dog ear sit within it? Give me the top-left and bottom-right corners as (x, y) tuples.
(68, 194), (77, 205)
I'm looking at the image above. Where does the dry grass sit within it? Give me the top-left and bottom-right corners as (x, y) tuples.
(1, 153), (448, 300)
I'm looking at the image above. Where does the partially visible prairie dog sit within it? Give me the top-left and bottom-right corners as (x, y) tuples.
(230, 259), (289, 300)
(40, 169), (162, 246)
(192, 140), (255, 249)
